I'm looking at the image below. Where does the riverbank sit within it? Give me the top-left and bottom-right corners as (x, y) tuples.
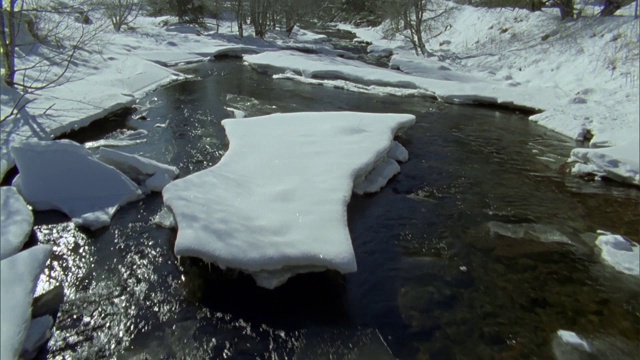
(337, 3), (639, 185)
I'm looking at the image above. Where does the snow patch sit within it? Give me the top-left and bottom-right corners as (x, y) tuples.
(11, 140), (143, 230)
(163, 112), (415, 288)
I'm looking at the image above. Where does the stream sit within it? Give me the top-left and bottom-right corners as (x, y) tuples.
(31, 32), (640, 360)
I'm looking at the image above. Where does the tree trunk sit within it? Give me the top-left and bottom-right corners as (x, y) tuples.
(0, 3), (18, 87)
(556, 0), (574, 20)
(600, 0), (622, 15)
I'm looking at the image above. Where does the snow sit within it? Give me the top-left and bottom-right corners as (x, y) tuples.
(0, 187), (33, 260)
(163, 112), (415, 288)
(244, 50), (550, 111)
(0, 245), (53, 360)
(570, 141), (640, 185)
(556, 330), (591, 352)
(332, 6), (640, 186)
(595, 232), (640, 276)
(11, 140), (143, 230)
(96, 148), (179, 192)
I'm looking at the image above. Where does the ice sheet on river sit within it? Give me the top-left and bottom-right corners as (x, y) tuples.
(0, 186), (33, 260)
(11, 140), (143, 230)
(163, 112), (415, 288)
(0, 245), (53, 360)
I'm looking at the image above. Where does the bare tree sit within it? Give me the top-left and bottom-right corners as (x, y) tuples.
(101, 0), (143, 32)
(384, 0), (451, 57)
(235, 0), (244, 37)
(1, 0), (105, 121)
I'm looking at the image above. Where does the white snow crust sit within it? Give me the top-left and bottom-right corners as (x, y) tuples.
(595, 232), (640, 276)
(0, 245), (53, 360)
(163, 112), (415, 288)
(11, 140), (143, 230)
(0, 187), (33, 260)
(96, 148), (179, 192)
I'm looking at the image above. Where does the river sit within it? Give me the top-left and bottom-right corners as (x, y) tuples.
(32, 40), (639, 360)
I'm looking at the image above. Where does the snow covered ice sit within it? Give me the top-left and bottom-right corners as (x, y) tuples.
(595, 232), (640, 276)
(96, 147), (179, 193)
(570, 141), (640, 186)
(0, 187), (34, 260)
(163, 112), (415, 288)
(0, 245), (53, 360)
(11, 140), (143, 230)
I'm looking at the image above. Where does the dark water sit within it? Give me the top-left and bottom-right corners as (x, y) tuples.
(34, 59), (640, 360)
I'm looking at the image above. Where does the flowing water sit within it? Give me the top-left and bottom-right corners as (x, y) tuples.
(31, 53), (640, 360)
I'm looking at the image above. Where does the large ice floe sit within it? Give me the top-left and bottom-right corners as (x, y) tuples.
(0, 245), (53, 360)
(163, 112), (415, 288)
(0, 186), (34, 260)
(11, 140), (143, 230)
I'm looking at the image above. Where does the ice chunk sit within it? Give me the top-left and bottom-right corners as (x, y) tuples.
(595, 233), (640, 276)
(22, 315), (54, 360)
(570, 140), (640, 186)
(163, 112), (415, 288)
(556, 330), (591, 352)
(0, 245), (53, 360)
(96, 148), (179, 192)
(11, 140), (143, 230)
(152, 207), (177, 228)
(0, 187), (33, 260)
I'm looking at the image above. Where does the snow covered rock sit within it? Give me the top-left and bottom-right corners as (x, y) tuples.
(163, 112), (415, 288)
(96, 148), (179, 193)
(0, 245), (53, 360)
(569, 140), (640, 186)
(0, 187), (33, 260)
(11, 140), (143, 230)
(595, 232), (639, 276)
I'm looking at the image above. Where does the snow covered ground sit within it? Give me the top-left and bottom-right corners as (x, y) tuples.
(335, 3), (639, 186)
(163, 112), (415, 288)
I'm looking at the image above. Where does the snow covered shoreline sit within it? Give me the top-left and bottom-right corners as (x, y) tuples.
(332, 4), (639, 186)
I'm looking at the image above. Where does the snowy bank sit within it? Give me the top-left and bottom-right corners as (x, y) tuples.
(11, 140), (143, 230)
(333, 5), (640, 186)
(244, 50), (547, 112)
(163, 112), (415, 288)
(0, 187), (34, 260)
(0, 245), (53, 360)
